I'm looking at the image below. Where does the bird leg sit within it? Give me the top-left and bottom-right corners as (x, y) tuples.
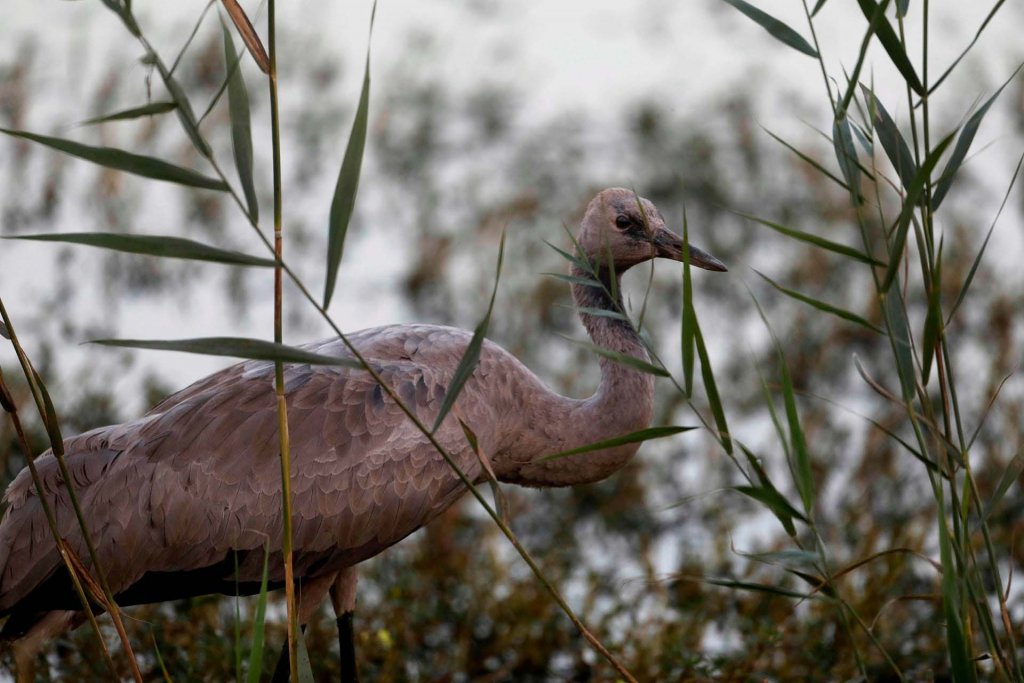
(330, 567), (359, 683)
(269, 571), (336, 683)
(10, 610), (80, 683)
(270, 567), (360, 683)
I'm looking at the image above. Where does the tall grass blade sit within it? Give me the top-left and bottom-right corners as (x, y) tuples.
(151, 52), (212, 158)
(564, 335), (671, 377)
(737, 210), (888, 266)
(696, 576), (809, 599)
(7, 232), (274, 267)
(719, 0), (818, 57)
(833, 117), (863, 205)
(881, 289), (917, 402)
(681, 209), (696, 395)
(0, 321), (9, 339)
(928, 0), (1008, 96)
(460, 419), (508, 524)
(79, 101), (177, 126)
(150, 632), (173, 683)
(854, 0), (924, 94)
(542, 426), (696, 462)
(811, 0), (830, 17)
(861, 86), (918, 193)
(245, 544), (271, 683)
(90, 337), (363, 367)
(836, 1), (892, 116)
(0, 128), (227, 190)
(756, 270), (884, 334)
(693, 318), (732, 454)
(920, 241), (942, 384)
(762, 127), (853, 193)
(948, 149), (1024, 323)
(570, 306), (629, 322)
(938, 507), (975, 682)
(32, 367), (64, 450)
(733, 485), (806, 536)
(222, 22), (259, 222)
(221, 0), (271, 73)
(323, 1), (376, 308)
(233, 552), (243, 683)
(881, 131), (956, 292)
(984, 451), (1024, 520)
(432, 233), (504, 432)
(544, 272), (602, 287)
(544, 239), (593, 273)
(168, 0), (217, 77)
(295, 629), (315, 683)
(932, 63), (1022, 209)
(777, 347), (814, 516)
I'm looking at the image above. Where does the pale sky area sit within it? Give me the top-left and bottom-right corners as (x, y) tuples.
(2, 1), (1022, 404)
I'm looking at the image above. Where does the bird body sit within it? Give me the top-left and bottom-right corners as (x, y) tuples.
(0, 188), (726, 677)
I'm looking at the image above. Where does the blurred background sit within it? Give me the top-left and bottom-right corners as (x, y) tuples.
(2, 1), (1023, 680)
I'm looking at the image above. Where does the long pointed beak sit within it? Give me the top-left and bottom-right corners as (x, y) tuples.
(653, 228), (728, 272)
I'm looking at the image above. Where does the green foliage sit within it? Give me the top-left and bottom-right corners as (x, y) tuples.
(2, 1), (1024, 681)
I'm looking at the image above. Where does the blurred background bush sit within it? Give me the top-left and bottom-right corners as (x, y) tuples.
(1, 1), (1023, 680)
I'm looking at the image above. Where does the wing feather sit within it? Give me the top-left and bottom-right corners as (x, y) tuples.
(0, 326), (501, 614)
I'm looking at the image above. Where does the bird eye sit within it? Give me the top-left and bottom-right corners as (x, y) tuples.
(614, 215), (631, 229)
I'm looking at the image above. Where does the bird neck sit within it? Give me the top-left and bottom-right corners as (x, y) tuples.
(495, 263), (655, 487)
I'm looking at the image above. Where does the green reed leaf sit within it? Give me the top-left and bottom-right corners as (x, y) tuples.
(984, 451), (1024, 521)
(738, 212), (883, 266)
(324, 1), (377, 308)
(1, 128), (226, 191)
(563, 336), (671, 377)
(542, 426), (696, 462)
(937, 505), (974, 682)
(920, 240), (942, 384)
(777, 349), (815, 516)
(756, 270), (884, 334)
(433, 233), (504, 432)
(544, 272), (602, 287)
(697, 575), (809, 599)
(855, 0), (924, 94)
(222, 22), (259, 222)
(681, 209), (696, 396)
(881, 289), (917, 402)
(861, 86), (918, 193)
(933, 63), (1022, 209)
(881, 131), (956, 292)
(295, 630), (314, 683)
(79, 101), (177, 126)
(720, 0), (818, 57)
(7, 232), (274, 267)
(833, 117), (863, 205)
(693, 314), (733, 454)
(948, 149), (1024, 324)
(762, 127), (853, 194)
(90, 337), (362, 368)
(245, 544), (271, 683)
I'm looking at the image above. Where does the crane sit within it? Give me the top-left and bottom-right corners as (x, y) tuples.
(0, 188), (726, 681)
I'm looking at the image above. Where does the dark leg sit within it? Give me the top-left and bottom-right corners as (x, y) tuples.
(330, 567), (359, 683)
(270, 624), (307, 683)
(337, 611), (359, 683)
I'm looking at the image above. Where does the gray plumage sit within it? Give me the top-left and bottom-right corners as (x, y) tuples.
(0, 188), (726, 671)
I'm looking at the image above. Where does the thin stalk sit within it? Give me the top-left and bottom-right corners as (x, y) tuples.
(0, 368), (115, 676)
(0, 299), (143, 683)
(266, 1), (298, 680)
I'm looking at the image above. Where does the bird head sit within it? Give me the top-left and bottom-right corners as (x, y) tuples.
(577, 188), (727, 272)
